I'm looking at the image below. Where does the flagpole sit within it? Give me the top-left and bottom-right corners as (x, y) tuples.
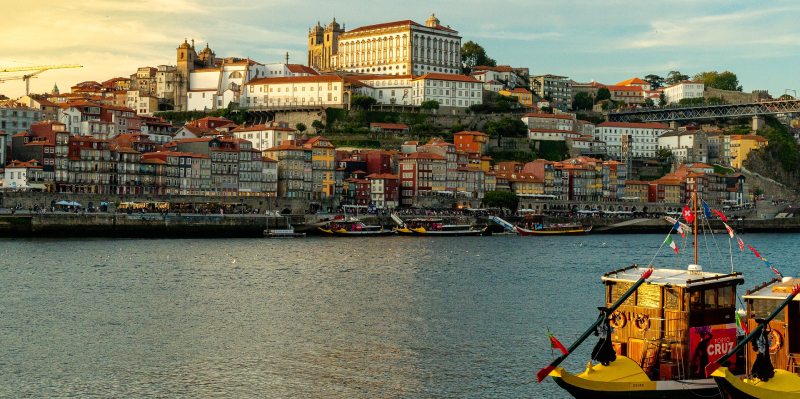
(693, 188), (698, 265)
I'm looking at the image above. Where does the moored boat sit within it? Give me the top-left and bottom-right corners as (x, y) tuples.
(538, 190), (748, 399)
(394, 217), (485, 236)
(318, 219), (393, 236)
(708, 279), (800, 398)
(515, 224), (592, 236)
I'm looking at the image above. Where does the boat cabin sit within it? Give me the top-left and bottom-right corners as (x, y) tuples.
(601, 265), (743, 380)
(743, 277), (800, 373)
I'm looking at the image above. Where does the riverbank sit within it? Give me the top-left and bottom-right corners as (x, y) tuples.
(1, 213), (799, 238)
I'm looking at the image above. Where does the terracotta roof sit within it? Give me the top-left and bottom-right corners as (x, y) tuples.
(400, 152), (445, 161)
(5, 160), (42, 169)
(597, 122), (670, 129)
(413, 73), (479, 83)
(262, 156), (277, 162)
(346, 20), (420, 34)
(730, 134), (768, 142)
(615, 78), (649, 86)
(454, 130), (488, 136)
(370, 122), (409, 130)
(265, 143), (306, 151)
(174, 137), (214, 143)
(232, 124), (296, 132)
(246, 75), (342, 85)
(286, 64), (319, 75)
(523, 113), (574, 120)
(473, 65), (515, 73)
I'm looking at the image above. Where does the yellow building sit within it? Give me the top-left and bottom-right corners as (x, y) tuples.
(499, 87), (534, 107)
(303, 136), (336, 199)
(729, 134), (768, 168)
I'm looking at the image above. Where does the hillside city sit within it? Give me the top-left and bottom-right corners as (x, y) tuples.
(1, 13), (798, 213)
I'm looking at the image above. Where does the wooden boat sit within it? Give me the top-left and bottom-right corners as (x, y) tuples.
(394, 218), (485, 236)
(515, 224), (592, 236)
(539, 191), (747, 399)
(317, 220), (393, 236)
(264, 217), (305, 238)
(708, 279), (800, 398)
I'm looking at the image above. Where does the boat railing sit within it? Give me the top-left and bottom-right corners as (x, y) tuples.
(786, 353), (800, 373)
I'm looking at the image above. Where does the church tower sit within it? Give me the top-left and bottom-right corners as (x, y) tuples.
(308, 22), (324, 70)
(175, 39), (197, 111)
(425, 13), (440, 28)
(322, 18), (344, 71)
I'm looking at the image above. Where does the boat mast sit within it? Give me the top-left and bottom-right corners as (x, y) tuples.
(693, 184), (698, 265)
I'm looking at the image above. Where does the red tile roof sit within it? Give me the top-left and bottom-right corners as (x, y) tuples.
(597, 122), (670, 129)
(454, 130), (488, 136)
(346, 20), (420, 33)
(246, 75), (342, 85)
(370, 122), (409, 130)
(286, 64), (319, 75)
(400, 152), (445, 160)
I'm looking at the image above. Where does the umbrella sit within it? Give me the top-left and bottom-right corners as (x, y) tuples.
(56, 200), (70, 206)
(69, 201), (82, 207)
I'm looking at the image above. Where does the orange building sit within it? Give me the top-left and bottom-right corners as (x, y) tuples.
(454, 130), (489, 156)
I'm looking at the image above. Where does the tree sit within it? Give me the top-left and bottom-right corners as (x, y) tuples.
(644, 97), (655, 107)
(482, 190), (519, 211)
(420, 100), (440, 111)
(665, 71), (690, 86)
(595, 87), (611, 102)
(694, 70), (742, 91)
(460, 40), (496, 74)
(657, 148), (673, 163)
(311, 119), (325, 133)
(643, 74), (665, 89)
(484, 117), (528, 140)
(572, 92), (594, 110)
(779, 94), (795, 100)
(659, 91), (667, 105)
(351, 95), (377, 109)
(295, 123), (307, 133)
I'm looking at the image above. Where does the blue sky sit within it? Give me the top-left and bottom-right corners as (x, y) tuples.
(1, 0), (798, 97)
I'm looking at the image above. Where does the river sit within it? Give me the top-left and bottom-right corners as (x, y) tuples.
(1, 233), (798, 398)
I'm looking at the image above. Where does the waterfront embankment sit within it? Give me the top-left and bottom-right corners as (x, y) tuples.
(1, 213), (799, 237)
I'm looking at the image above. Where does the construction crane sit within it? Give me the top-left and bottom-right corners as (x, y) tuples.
(0, 64), (82, 95)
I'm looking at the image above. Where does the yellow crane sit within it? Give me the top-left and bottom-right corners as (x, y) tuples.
(0, 64), (82, 95)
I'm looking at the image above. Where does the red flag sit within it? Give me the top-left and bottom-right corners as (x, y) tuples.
(682, 205), (695, 224)
(548, 333), (569, 355)
(748, 245), (761, 259)
(712, 209), (728, 222)
(723, 222), (734, 238)
(737, 237), (745, 251)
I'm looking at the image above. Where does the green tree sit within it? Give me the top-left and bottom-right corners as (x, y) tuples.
(659, 91), (667, 105)
(656, 148), (673, 162)
(693, 70), (742, 91)
(482, 190), (519, 211)
(295, 123), (307, 133)
(643, 74), (665, 89)
(311, 119), (325, 133)
(351, 95), (377, 109)
(644, 98), (655, 107)
(779, 94), (795, 100)
(572, 92), (594, 110)
(595, 87), (611, 102)
(420, 100), (440, 110)
(484, 117), (528, 140)
(665, 71), (690, 86)
(460, 41), (496, 74)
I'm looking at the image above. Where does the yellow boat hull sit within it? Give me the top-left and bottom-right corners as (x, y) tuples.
(712, 367), (800, 399)
(549, 356), (719, 398)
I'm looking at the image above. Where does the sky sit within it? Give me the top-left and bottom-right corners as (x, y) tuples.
(1, 0), (798, 98)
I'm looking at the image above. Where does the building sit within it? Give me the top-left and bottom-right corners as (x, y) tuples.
(729, 134), (768, 168)
(596, 122), (672, 159)
(410, 73), (482, 109)
(454, 131), (488, 155)
(231, 123), (296, 151)
(302, 136), (336, 199)
(264, 142), (312, 198)
(615, 78), (651, 91)
(141, 151), (212, 195)
(663, 81), (705, 104)
(369, 122), (409, 134)
(240, 75), (357, 109)
(499, 88), (534, 107)
(398, 152), (446, 206)
(367, 173), (399, 209)
(530, 74), (572, 111)
(571, 80), (606, 100)
(354, 74), (414, 105)
(657, 130), (708, 164)
(521, 113), (580, 141)
(309, 14), (462, 76)
(606, 85), (645, 104)
(65, 136), (113, 194)
(186, 58), (266, 111)
(19, 95), (59, 121)
(0, 130), (5, 166)
(0, 103), (42, 133)
(2, 159), (44, 190)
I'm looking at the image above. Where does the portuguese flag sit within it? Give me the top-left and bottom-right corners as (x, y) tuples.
(735, 312), (748, 334)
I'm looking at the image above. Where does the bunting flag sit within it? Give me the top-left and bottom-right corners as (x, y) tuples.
(748, 245), (761, 259)
(701, 200), (712, 219)
(712, 209), (729, 222)
(723, 222), (734, 238)
(548, 332), (569, 355)
(735, 312), (749, 335)
(664, 235), (679, 254)
(673, 222), (685, 238)
(762, 259), (783, 278)
(737, 237), (745, 251)
(682, 205), (695, 224)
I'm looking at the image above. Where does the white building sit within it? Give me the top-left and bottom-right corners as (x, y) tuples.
(309, 14), (462, 76)
(663, 81), (705, 104)
(0, 104), (41, 133)
(2, 159), (43, 190)
(240, 75), (360, 109)
(657, 130), (708, 163)
(231, 123), (297, 151)
(596, 122), (671, 159)
(411, 73), (482, 108)
(186, 59), (267, 111)
(471, 65), (527, 88)
(354, 74), (413, 105)
(520, 113), (580, 141)
(0, 130), (6, 166)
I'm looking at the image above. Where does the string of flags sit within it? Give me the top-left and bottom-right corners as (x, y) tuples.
(666, 199), (783, 278)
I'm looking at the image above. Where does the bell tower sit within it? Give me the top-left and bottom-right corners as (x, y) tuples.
(175, 39), (197, 111)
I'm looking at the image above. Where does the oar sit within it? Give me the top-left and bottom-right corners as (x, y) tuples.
(705, 283), (800, 377)
(536, 267), (653, 382)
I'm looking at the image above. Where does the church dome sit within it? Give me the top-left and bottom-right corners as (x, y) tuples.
(425, 13), (440, 28)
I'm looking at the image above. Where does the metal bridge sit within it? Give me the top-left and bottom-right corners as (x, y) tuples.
(608, 99), (800, 123)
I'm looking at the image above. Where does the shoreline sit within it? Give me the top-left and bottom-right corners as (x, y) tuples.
(1, 213), (798, 238)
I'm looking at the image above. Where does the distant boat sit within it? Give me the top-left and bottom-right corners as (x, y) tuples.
(394, 217), (485, 236)
(264, 217), (305, 238)
(318, 219), (393, 236)
(515, 224), (592, 236)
